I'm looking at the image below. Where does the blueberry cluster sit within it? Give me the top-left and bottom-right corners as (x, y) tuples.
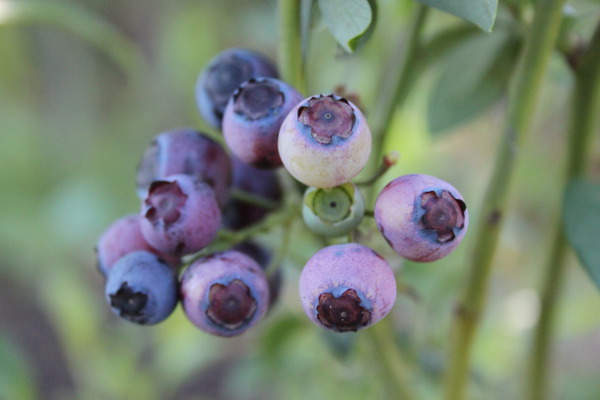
(96, 47), (469, 337)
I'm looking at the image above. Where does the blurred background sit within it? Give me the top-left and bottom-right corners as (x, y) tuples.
(1, 0), (599, 399)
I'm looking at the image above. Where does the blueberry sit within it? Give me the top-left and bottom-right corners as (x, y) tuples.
(222, 77), (303, 168)
(374, 174), (468, 262)
(105, 251), (178, 325)
(222, 156), (283, 230)
(180, 250), (270, 337)
(278, 94), (372, 188)
(140, 174), (221, 256)
(302, 183), (365, 237)
(96, 213), (181, 277)
(299, 243), (397, 332)
(136, 128), (232, 208)
(233, 241), (283, 311)
(195, 48), (278, 128)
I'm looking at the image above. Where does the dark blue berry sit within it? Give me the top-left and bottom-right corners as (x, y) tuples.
(195, 48), (278, 128)
(105, 251), (178, 325)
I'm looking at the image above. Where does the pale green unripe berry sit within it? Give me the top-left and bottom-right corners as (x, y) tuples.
(302, 183), (365, 237)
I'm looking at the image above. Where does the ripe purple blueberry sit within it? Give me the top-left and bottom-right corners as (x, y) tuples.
(223, 78), (303, 168)
(140, 174), (221, 256)
(96, 214), (181, 277)
(136, 128), (232, 207)
(222, 156), (282, 230)
(180, 250), (270, 337)
(299, 243), (397, 332)
(374, 174), (468, 262)
(278, 94), (372, 188)
(105, 251), (178, 325)
(233, 241), (283, 311)
(195, 48), (278, 128)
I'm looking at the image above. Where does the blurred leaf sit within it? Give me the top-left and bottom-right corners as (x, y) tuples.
(0, 0), (143, 79)
(563, 178), (600, 291)
(318, 0), (373, 53)
(415, 0), (498, 31)
(0, 335), (37, 400)
(427, 31), (519, 134)
(262, 314), (307, 359)
(320, 329), (358, 360)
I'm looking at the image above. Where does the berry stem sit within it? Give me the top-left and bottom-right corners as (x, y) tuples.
(443, 0), (568, 398)
(355, 151), (399, 187)
(365, 4), (428, 203)
(277, 0), (305, 94)
(187, 202), (300, 263)
(367, 316), (416, 400)
(229, 188), (281, 210)
(527, 21), (600, 400)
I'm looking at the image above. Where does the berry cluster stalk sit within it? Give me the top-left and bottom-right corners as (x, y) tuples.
(278, 0), (305, 93)
(366, 4), (429, 199)
(442, 0), (567, 399)
(527, 21), (600, 400)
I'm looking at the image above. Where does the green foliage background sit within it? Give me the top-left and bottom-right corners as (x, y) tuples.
(0, 0), (599, 399)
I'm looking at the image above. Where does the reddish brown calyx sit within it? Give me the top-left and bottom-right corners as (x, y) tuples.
(145, 180), (188, 224)
(316, 289), (371, 332)
(206, 279), (257, 330)
(420, 190), (466, 243)
(298, 95), (355, 144)
(233, 79), (284, 120)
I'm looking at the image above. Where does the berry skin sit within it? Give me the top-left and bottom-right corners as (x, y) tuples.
(374, 174), (468, 262)
(96, 214), (180, 277)
(302, 183), (365, 237)
(233, 241), (283, 311)
(278, 94), (372, 188)
(180, 250), (270, 337)
(195, 48), (278, 128)
(136, 128), (232, 208)
(222, 77), (303, 168)
(105, 251), (178, 325)
(140, 174), (221, 256)
(222, 156), (282, 230)
(299, 243), (396, 332)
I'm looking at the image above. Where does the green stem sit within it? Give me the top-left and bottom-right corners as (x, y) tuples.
(278, 0), (305, 93)
(366, 5), (428, 195)
(443, 1), (567, 399)
(367, 317), (416, 400)
(527, 21), (600, 400)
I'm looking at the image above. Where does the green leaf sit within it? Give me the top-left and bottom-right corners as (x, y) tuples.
(318, 0), (373, 53)
(427, 31), (519, 134)
(563, 178), (600, 291)
(415, 0), (498, 31)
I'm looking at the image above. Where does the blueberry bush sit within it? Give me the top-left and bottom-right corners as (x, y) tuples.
(1, 1), (599, 400)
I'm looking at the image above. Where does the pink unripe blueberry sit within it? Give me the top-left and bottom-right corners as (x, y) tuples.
(299, 243), (397, 332)
(278, 94), (372, 188)
(374, 174), (468, 262)
(140, 174), (221, 256)
(96, 214), (181, 277)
